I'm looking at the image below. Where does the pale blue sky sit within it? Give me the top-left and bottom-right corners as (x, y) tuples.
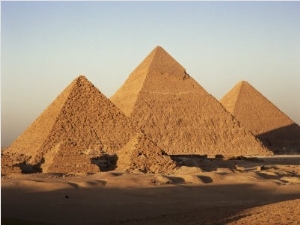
(1, 1), (300, 147)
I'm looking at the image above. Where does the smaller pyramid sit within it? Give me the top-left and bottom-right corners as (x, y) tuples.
(1, 154), (22, 175)
(3, 75), (136, 173)
(220, 81), (300, 154)
(41, 140), (100, 174)
(117, 132), (177, 174)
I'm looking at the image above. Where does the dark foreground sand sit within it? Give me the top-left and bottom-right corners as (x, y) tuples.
(2, 156), (300, 225)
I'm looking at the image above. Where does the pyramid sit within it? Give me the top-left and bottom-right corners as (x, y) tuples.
(41, 140), (100, 174)
(111, 46), (272, 157)
(220, 81), (300, 154)
(1, 154), (22, 175)
(116, 132), (177, 174)
(3, 75), (136, 173)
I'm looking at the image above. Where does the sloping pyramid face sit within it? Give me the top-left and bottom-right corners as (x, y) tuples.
(220, 81), (300, 154)
(4, 76), (136, 172)
(1, 154), (22, 175)
(111, 46), (272, 157)
(41, 140), (100, 174)
(117, 132), (177, 174)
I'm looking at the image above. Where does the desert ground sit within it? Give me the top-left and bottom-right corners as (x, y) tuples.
(2, 155), (300, 225)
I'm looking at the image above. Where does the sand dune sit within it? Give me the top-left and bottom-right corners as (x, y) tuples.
(2, 157), (300, 225)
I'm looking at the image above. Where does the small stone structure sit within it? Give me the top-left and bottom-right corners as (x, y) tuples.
(117, 132), (177, 174)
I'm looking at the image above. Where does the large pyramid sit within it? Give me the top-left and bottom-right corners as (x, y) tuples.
(111, 46), (272, 157)
(220, 81), (300, 154)
(3, 75), (136, 173)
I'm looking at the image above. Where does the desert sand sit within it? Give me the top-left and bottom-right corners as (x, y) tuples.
(2, 156), (300, 225)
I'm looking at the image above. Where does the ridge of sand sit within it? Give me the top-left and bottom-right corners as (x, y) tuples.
(3, 75), (136, 174)
(111, 47), (272, 157)
(220, 81), (300, 153)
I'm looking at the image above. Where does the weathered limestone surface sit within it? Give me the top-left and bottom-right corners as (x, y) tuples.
(3, 76), (136, 173)
(117, 132), (177, 174)
(43, 141), (100, 174)
(221, 81), (300, 154)
(111, 46), (272, 157)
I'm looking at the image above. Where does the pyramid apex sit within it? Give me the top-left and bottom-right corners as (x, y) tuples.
(147, 46), (187, 77)
(153, 45), (165, 51)
(76, 75), (88, 80)
(237, 80), (250, 86)
(151, 46), (172, 55)
(72, 75), (93, 87)
(234, 80), (253, 92)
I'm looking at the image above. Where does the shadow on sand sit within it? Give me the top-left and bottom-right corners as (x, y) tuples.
(2, 180), (300, 225)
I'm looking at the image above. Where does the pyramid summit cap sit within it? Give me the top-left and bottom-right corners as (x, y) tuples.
(238, 80), (249, 85)
(145, 46), (187, 78)
(110, 46), (192, 116)
(75, 75), (89, 82)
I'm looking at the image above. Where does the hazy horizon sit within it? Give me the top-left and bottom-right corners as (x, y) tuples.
(1, 1), (300, 147)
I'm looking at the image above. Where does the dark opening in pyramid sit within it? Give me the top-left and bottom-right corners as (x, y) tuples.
(111, 46), (272, 157)
(220, 81), (300, 154)
(3, 75), (136, 174)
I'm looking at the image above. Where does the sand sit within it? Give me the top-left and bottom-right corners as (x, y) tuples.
(2, 156), (300, 225)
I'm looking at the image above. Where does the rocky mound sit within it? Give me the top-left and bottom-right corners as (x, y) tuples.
(111, 46), (272, 157)
(221, 81), (300, 154)
(117, 132), (177, 174)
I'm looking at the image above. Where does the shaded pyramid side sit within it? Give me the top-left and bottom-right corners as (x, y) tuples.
(110, 47), (155, 116)
(221, 81), (300, 153)
(219, 81), (243, 114)
(5, 75), (136, 171)
(117, 132), (177, 174)
(111, 47), (272, 157)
